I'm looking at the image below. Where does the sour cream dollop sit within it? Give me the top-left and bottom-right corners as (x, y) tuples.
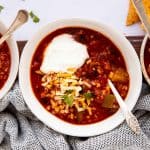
(40, 34), (89, 73)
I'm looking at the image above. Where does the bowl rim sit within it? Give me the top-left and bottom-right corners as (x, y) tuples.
(0, 20), (19, 99)
(19, 18), (142, 137)
(140, 34), (150, 86)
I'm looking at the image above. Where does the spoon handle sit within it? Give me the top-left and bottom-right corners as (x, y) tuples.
(125, 110), (141, 134)
(0, 10), (28, 45)
(108, 79), (141, 134)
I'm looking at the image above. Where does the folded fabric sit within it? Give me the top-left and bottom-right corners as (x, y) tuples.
(0, 82), (150, 150)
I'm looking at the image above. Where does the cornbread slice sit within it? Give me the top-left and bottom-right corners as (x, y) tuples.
(126, 0), (140, 26)
(126, 0), (150, 26)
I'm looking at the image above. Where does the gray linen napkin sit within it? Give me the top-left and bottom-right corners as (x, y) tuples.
(0, 82), (150, 150)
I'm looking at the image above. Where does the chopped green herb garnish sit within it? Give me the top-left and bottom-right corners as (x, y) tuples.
(29, 11), (40, 23)
(84, 92), (93, 100)
(65, 90), (73, 94)
(102, 94), (115, 108)
(0, 5), (4, 13)
(62, 95), (74, 107)
(84, 92), (93, 105)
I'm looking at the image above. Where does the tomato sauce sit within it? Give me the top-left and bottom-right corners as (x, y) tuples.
(31, 27), (129, 124)
(0, 35), (11, 89)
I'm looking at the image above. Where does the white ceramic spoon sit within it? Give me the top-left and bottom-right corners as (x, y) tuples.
(108, 79), (141, 134)
(0, 10), (28, 45)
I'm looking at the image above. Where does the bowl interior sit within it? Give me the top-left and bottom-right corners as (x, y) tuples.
(19, 19), (142, 137)
(0, 21), (19, 99)
(140, 35), (150, 86)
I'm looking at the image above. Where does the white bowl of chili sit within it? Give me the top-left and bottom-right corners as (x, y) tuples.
(19, 19), (142, 137)
(0, 21), (19, 99)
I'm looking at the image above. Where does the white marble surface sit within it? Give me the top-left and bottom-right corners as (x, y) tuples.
(0, 0), (145, 41)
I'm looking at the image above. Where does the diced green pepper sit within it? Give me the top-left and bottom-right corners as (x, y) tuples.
(102, 94), (115, 108)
